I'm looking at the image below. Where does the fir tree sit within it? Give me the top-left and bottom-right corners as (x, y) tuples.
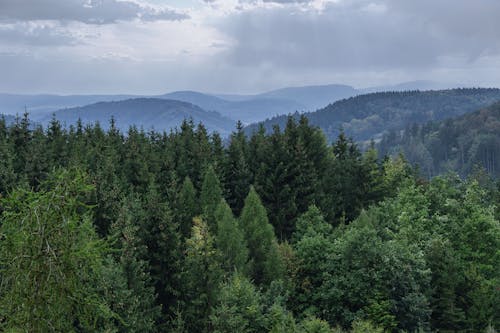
(200, 165), (224, 231)
(240, 186), (284, 285)
(215, 199), (249, 276)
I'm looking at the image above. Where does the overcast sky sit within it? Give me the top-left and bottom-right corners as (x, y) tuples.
(1, 0), (499, 94)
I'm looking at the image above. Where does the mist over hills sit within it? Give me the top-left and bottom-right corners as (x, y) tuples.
(39, 98), (236, 135)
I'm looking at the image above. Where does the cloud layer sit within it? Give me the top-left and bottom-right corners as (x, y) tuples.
(0, 0), (189, 24)
(0, 0), (499, 94)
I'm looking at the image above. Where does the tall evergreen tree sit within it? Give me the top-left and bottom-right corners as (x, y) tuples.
(0, 170), (114, 331)
(104, 202), (161, 332)
(181, 217), (222, 333)
(240, 186), (284, 285)
(175, 176), (199, 239)
(215, 199), (249, 275)
(225, 121), (251, 215)
(137, 185), (182, 322)
(200, 165), (224, 231)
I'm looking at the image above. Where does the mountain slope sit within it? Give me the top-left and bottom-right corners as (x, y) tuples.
(379, 102), (500, 178)
(245, 88), (500, 143)
(41, 98), (236, 135)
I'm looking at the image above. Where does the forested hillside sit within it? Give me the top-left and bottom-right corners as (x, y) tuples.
(0, 115), (498, 332)
(379, 102), (500, 178)
(246, 88), (500, 143)
(41, 98), (236, 135)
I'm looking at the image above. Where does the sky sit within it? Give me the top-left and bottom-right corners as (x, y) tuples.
(1, 0), (500, 94)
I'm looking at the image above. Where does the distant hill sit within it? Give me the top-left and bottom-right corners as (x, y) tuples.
(254, 84), (358, 111)
(39, 98), (236, 135)
(245, 88), (500, 143)
(160, 91), (306, 124)
(379, 102), (500, 178)
(0, 81), (458, 125)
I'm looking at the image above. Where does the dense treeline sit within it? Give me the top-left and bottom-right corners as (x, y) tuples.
(0, 114), (498, 332)
(379, 102), (500, 179)
(246, 88), (500, 143)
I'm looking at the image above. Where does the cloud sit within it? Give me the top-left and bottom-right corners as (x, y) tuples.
(0, 0), (189, 24)
(1, 0), (500, 94)
(213, 0), (500, 73)
(0, 22), (80, 46)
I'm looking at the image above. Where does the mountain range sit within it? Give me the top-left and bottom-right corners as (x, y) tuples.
(0, 81), (489, 138)
(0, 81), (458, 125)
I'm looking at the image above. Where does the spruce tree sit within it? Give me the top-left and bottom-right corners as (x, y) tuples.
(175, 176), (199, 239)
(104, 202), (161, 332)
(0, 170), (114, 331)
(182, 217), (222, 332)
(200, 165), (224, 231)
(215, 199), (249, 275)
(240, 186), (284, 285)
(138, 185), (182, 321)
(225, 121), (251, 215)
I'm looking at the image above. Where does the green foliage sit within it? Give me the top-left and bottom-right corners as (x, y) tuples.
(105, 201), (162, 332)
(0, 113), (497, 333)
(248, 88), (500, 143)
(201, 165), (224, 231)
(240, 186), (285, 285)
(380, 102), (500, 178)
(0, 170), (113, 332)
(215, 199), (249, 275)
(299, 317), (333, 333)
(175, 176), (199, 239)
(182, 217), (223, 332)
(211, 273), (265, 333)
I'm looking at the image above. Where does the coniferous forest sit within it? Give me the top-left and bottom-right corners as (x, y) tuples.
(0, 114), (499, 332)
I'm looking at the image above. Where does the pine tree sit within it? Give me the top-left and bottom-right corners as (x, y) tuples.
(225, 121), (251, 215)
(215, 199), (249, 275)
(182, 217), (222, 332)
(210, 273), (265, 333)
(175, 176), (199, 239)
(103, 201), (162, 332)
(240, 186), (284, 285)
(0, 117), (15, 195)
(200, 165), (224, 231)
(0, 170), (114, 331)
(138, 185), (182, 322)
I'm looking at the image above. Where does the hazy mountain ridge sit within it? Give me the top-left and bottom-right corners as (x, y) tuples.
(40, 98), (236, 135)
(245, 88), (500, 143)
(160, 91), (306, 123)
(1, 81), (451, 125)
(379, 101), (500, 178)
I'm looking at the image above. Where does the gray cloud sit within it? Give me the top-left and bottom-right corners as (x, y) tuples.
(0, 23), (79, 46)
(217, 0), (500, 71)
(1, 0), (500, 94)
(0, 0), (189, 24)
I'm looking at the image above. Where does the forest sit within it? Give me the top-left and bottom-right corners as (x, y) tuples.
(0, 114), (498, 332)
(379, 102), (500, 179)
(247, 88), (500, 143)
